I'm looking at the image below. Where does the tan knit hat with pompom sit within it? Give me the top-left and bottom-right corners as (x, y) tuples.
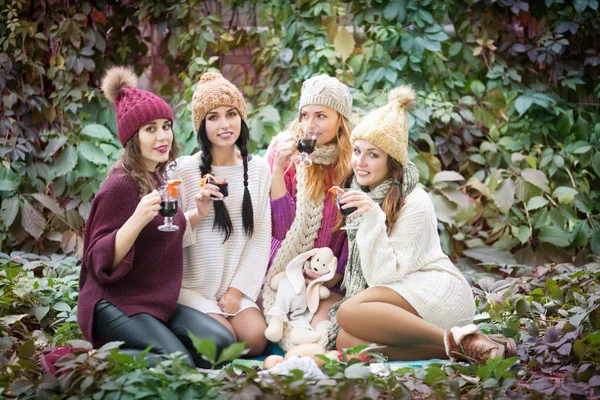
(350, 85), (416, 164)
(191, 72), (247, 132)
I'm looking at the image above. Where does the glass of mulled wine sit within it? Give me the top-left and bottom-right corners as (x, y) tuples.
(336, 188), (358, 231)
(158, 184), (179, 232)
(207, 176), (229, 201)
(293, 123), (318, 167)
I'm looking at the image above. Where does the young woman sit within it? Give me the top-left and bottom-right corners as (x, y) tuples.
(328, 85), (517, 364)
(261, 75), (354, 350)
(78, 67), (235, 368)
(171, 72), (271, 357)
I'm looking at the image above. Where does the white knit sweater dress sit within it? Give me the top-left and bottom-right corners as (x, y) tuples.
(171, 153), (272, 316)
(356, 187), (475, 329)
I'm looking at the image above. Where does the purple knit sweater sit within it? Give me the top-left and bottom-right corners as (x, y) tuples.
(266, 143), (348, 292)
(77, 168), (185, 347)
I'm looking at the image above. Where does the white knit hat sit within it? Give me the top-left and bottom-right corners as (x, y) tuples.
(299, 75), (352, 120)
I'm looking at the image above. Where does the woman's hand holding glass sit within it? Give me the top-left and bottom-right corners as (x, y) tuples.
(273, 134), (297, 171)
(194, 182), (222, 218)
(293, 122), (318, 166)
(339, 190), (377, 219)
(133, 190), (161, 228)
(158, 184), (180, 232)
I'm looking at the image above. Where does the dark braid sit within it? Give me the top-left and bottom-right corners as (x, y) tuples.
(237, 120), (254, 237)
(198, 120), (233, 241)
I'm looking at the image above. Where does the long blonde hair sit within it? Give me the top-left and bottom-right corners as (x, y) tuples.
(286, 115), (352, 201)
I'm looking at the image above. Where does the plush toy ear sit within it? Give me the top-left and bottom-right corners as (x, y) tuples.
(306, 248), (338, 313)
(286, 248), (320, 294)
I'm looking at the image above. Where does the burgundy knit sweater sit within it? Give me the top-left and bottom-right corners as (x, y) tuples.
(77, 168), (185, 347)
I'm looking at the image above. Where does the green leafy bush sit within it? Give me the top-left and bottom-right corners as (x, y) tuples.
(2, 253), (600, 398)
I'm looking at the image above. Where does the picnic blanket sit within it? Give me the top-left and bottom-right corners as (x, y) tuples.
(231, 343), (447, 370)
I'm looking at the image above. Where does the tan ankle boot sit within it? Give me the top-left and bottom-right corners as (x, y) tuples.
(444, 324), (511, 364)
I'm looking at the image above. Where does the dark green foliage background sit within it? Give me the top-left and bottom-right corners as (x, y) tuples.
(1, 1), (600, 397)
(1, 0), (599, 263)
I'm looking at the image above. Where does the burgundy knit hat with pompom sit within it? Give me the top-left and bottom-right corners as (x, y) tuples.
(100, 67), (174, 146)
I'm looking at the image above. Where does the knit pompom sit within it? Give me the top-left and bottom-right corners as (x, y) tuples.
(101, 67), (138, 104)
(198, 72), (222, 84)
(388, 85), (416, 110)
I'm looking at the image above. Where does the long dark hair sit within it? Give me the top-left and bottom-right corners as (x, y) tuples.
(334, 157), (405, 232)
(198, 119), (254, 241)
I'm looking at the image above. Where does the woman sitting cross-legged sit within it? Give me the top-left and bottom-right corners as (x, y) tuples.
(77, 67), (235, 369)
(327, 85), (517, 364)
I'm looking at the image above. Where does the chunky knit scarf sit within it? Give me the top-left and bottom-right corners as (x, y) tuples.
(263, 135), (338, 350)
(326, 161), (420, 349)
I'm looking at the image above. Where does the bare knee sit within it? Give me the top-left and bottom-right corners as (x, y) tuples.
(235, 323), (267, 357)
(241, 328), (267, 357)
(336, 300), (355, 330)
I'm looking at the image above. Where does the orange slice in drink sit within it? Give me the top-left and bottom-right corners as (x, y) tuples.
(200, 174), (224, 187)
(166, 179), (182, 198)
(328, 186), (345, 196)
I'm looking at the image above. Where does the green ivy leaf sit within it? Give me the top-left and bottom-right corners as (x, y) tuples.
(590, 152), (600, 177)
(1, 196), (19, 227)
(52, 302), (71, 312)
(571, 117), (591, 140)
(81, 124), (114, 141)
(570, 220), (590, 247)
(592, 228), (600, 255)
(514, 95), (533, 116)
(53, 146), (78, 177)
(537, 226), (570, 247)
(570, 141), (592, 154)
(8, 379), (34, 395)
(42, 136), (68, 159)
(494, 178), (515, 214)
(552, 186), (578, 204)
(0, 179), (18, 192)
(432, 171), (465, 184)
(78, 141), (109, 165)
(575, 0), (589, 12)
(344, 363), (372, 379)
(471, 80), (485, 98)
(526, 196), (549, 211)
(216, 342), (248, 365)
(521, 169), (550, 192)
(449, 42), (462, 57)
(189, 334), (217, 364)
(516, 226), (532, 244)
(383, 1), (404, 21)
(462, 246), (517, 265)
(556, 110), (573, 135)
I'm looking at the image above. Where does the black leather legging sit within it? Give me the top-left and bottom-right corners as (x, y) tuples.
(93, 300), (236, 368)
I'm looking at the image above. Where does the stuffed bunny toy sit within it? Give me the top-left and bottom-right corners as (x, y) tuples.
(265, 247), (337, 346)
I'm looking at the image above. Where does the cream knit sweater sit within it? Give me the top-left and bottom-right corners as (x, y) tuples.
(356, 187), (475, 329)
(172, 154), (272, 313)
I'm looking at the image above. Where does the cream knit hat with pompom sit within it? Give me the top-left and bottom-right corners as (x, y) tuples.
(350, 85), (416, 165)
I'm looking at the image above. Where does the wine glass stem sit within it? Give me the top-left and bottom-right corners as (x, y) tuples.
(165, 217), (172, 226)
